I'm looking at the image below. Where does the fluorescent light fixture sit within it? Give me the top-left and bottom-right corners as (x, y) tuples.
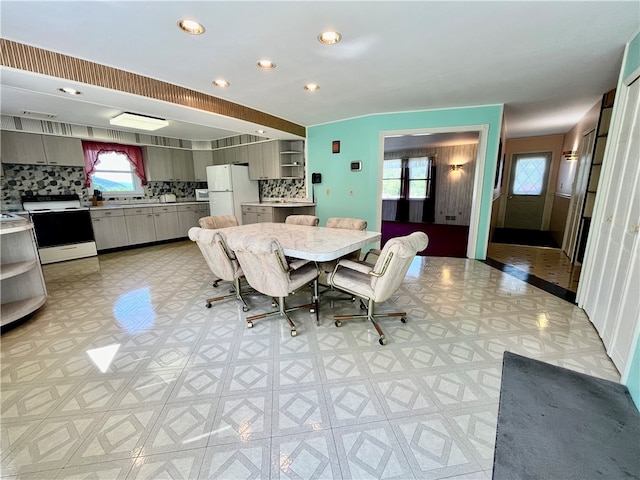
(110, 112), (168, 131)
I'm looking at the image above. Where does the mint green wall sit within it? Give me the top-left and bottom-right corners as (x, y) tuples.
(307, 105), (503, 258)
(621, 30), (640, 408)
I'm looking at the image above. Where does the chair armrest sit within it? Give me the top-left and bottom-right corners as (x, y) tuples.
(335, 259), (373, 275)
(289, 258), (311, 271)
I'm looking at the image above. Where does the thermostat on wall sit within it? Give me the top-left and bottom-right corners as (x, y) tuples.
(350, 161), (362, 172)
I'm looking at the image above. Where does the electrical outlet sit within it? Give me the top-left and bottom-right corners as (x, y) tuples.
(349, 189), (354, 196)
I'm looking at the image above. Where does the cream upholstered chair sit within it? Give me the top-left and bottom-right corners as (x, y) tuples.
(329, 231), (428, 345)
(188, 227), (250, 311)
(199, 215), (239, 230)
(285, 215), (319, 226)
(319, 217), (368, 296)
(198, 215), (240, 287)
(227, 233), (319, 336)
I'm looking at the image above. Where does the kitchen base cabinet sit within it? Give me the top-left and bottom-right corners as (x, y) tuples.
(91, 209), (129, 250)
(1, 221), (47, 327)
(177, 204), (201, 236)
(241, 204), (315, 224)
(153, 206), (181, 241)
(124, 208), (157, 245)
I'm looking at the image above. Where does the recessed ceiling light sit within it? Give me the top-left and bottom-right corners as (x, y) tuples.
(304, 84), (320, 91)
(318, 31), (341, 45)
(212, 79), (230, 88)
(178, 19), (205, 35)
(59, 87), (81, 95)
(256, 60), (276, 69)
(256, 129), (265, 134)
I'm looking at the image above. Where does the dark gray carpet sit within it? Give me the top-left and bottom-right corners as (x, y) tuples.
(492, 352), (640, 480)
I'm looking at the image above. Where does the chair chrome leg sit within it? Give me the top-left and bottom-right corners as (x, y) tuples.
(332, 298), (407, 346)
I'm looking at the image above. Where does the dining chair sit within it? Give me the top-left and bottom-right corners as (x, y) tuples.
(198, 215), (240, 287)
(284, 215), (320, 226)
(329, 231), (428, 345)
(318, 217), (368, 297)
(188, 227), (250, 311)
(227, 233), (319, 336)
(199, 214), (239, 230)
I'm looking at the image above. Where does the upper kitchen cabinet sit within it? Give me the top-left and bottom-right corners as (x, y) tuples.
(248, 141), (281, 180)
(41, 136), (85, 166)
(1, 131), (84, 166)
(222, 147), (236, 165)
(172, 149), (195, 181)
(143, 146), (194, 181)
(193, 150), (214, 181)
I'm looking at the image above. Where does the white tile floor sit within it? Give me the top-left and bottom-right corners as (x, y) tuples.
(0, 240), (620, 479)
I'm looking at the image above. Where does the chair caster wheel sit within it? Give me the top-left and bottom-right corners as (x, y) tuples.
(247, 321), (253, 328)
(379, 337), (387, 345)
(212, 281), (219, 288)
(291, 329), (297, 337)
(206, 303), (212, 309)
(335, 320), (342, 327)
(401, 317), (407, 323)
(272, 301), (277, 307)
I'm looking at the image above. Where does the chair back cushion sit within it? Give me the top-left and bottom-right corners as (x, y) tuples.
(199, 215), (239, 230)
(226, 234), (292, 297)
(371, 232), (429, 302)
(326, 217), (367, 230)
(188, 227), (241, 281)
(285, 215), (320, 226)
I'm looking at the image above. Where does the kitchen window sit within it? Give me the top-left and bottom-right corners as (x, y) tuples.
(82, 141), (146, 194)
(90, 151), (144, 194)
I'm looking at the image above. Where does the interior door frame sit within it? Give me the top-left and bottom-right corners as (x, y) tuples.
(378, 124), (489, 259)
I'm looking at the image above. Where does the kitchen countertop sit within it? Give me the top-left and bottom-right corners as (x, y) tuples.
(89, 201), (203, 210)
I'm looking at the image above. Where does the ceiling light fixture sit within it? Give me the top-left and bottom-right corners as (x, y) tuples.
(178, 19), (205, 35)
(110, 112), (169, 131)
(256, 129), (265, 134)
(257, 60), (276, 69)
(304, 84), (320, 92)
(59, 87), (81, 95)
(318, 31), (341, 45)
(212, 79), (230, 88)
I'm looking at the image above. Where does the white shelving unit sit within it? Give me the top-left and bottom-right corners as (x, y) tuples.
(279, 140), (305, 179)
(1, 218), (47, 328)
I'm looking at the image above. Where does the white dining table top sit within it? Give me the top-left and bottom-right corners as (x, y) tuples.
(220, 222), (381, 262)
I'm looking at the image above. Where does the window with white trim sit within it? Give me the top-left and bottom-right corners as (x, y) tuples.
(91, 151), (144, 195)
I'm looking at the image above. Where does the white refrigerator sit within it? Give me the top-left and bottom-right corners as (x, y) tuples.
(206, 164), (259, 224)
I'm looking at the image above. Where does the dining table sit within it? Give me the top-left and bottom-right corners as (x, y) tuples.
(219, 222), (381, 262)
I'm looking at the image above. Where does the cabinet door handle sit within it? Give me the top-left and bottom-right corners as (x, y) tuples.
(631, 225), (639, 233)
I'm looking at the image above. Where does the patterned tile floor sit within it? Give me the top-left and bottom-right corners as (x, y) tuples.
(1, 240), (619, 479)
(486, 243), (582, 293)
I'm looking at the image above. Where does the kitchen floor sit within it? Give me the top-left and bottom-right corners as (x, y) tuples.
(1, 241), (618, 479)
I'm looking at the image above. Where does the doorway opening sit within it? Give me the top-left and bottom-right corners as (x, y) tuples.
(381, 130), (480, 257)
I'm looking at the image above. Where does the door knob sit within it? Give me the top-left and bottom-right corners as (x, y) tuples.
(508, 195), (513, 200)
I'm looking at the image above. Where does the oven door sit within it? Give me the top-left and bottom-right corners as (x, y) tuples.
(30, 210), (95, 247)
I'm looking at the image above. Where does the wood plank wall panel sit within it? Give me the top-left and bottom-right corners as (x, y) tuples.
(0, 39), (305, 138)
(385, 143), (478, 226)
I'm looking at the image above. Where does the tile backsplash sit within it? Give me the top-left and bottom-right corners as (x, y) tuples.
(1, 164), (308, 210)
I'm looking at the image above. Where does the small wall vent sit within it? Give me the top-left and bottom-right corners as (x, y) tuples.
(21, 110), (58, 120)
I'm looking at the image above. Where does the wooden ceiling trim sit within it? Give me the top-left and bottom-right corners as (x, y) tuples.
(0, 39), (306, 137)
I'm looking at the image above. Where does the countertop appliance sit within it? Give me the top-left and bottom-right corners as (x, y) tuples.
(22, 194), (97, 264)
(160, 193), (177, 203)
(195, 189), (208, 201)
(206, 165), (259, 223)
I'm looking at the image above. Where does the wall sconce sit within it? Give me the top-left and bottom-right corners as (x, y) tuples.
(563, 150), (578, 161)
(450, 164), (463, 171)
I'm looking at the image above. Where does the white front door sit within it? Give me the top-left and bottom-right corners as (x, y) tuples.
(504, 152), (552, 229)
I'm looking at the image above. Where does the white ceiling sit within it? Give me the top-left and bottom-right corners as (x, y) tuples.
(1, 1), (638, 144)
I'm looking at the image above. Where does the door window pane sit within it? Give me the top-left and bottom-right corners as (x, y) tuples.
(513, 157), (546, 195)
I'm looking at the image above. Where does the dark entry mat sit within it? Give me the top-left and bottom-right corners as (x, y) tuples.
(492, 352), (640, 480)
(491, 228), (560, 248)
